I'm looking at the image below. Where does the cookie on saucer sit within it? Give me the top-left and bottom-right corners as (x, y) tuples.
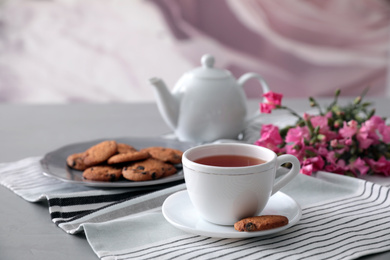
(234, 215), (288, 232)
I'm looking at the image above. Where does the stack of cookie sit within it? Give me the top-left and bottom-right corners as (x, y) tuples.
(66, 140), (183, 182)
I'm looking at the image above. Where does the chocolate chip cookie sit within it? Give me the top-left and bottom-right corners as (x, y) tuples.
(141, 147), (183, 164)
(117, 143), (137, 154)
(122, 158), (167, 181)
(83, 140), (118, 167)
(66, 152), (88, 170)
(107, 150), (150, 165)
(234, 215), (289, 232)
(161, 163), (178, 178)
(83, 165), (122, 182)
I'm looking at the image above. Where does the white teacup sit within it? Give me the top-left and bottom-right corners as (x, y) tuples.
(182, 143), (300, 226)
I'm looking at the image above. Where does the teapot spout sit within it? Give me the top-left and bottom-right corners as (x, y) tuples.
(149, 77), (179, 130)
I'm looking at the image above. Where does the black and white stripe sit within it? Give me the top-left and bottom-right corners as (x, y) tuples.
(0, 157), (185, 233)
(51, 184), (186, 233)
(101, 181), (390, 260)
(48, 189), (156, 224)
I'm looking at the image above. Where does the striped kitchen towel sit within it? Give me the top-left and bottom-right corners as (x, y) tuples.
(1, 157), (390, 259)
(0, 157), (185, 234)
(83, 173), (390, 260)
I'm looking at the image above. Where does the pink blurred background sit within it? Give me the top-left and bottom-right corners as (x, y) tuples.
(1, 0), (389, 103)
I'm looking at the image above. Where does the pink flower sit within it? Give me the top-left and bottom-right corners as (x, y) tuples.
(310, 115), (338, 141)
(366, 156), (390, 176)
(336, 159), (347, 171)
(285, 126), (310, 143)
(332, 139), (350, 154)
(356, 116), (389, 148)
(348, 157), (369, 175)
(369, 116), (390, 142)
(301, 164), (313, 176)
(260, 91), (283, 114)
(356, 131), (374, 149)
(310, 115), (328, 130)
(301, 156), (325, 175)
(255, 124), (284, 153)
(263, 92), (283, 106)
(339, 120), (358, 139)
(359, 116), (384, 143)
(324, 157), (347, 174)
(344, 138), (353, 146)
(254, 90), (390, 177)
(317, 145), (330, 157)
(285, 141), (306, 162)
(379, 124), (390, 143)
(330, 139), (339, 148)
(260, 103), (274, 114)
(326, 151), (338, 165)
(310, 156), (325, 171)
(362, 116), (383, 133)
(324, 164), (345, 175)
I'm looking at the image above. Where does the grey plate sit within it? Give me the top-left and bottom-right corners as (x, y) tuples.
(40, 137), (194, 188)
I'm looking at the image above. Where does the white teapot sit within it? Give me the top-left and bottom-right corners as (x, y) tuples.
(149, 54), (271, 143)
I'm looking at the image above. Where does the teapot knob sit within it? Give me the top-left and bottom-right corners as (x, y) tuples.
(201, 54), (215, 68)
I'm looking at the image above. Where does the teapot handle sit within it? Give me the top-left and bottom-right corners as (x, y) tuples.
(238, 73), (271, 124)
(237, 72), (270, 101)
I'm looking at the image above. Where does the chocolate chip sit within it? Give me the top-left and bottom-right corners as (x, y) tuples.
(137, 166), (145, 170)
(109, 174), (116, 181)
(151, 172), (156, 179)
(245, 222), (255, 231)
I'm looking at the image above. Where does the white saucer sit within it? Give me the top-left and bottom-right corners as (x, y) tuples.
(162, 190), (302, 238)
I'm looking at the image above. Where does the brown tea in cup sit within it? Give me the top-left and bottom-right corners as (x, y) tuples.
(194, 155), (266, 167)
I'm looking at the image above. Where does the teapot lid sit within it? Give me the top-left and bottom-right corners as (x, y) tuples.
(190, 54), (232, 79)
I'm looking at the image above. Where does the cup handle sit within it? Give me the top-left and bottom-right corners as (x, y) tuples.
(271, 154), (300, 195)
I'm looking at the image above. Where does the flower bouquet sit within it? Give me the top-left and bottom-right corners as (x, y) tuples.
(255, 90), (390, 176)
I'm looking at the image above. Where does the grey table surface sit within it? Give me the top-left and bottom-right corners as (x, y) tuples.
(0, 99), (389, 260)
